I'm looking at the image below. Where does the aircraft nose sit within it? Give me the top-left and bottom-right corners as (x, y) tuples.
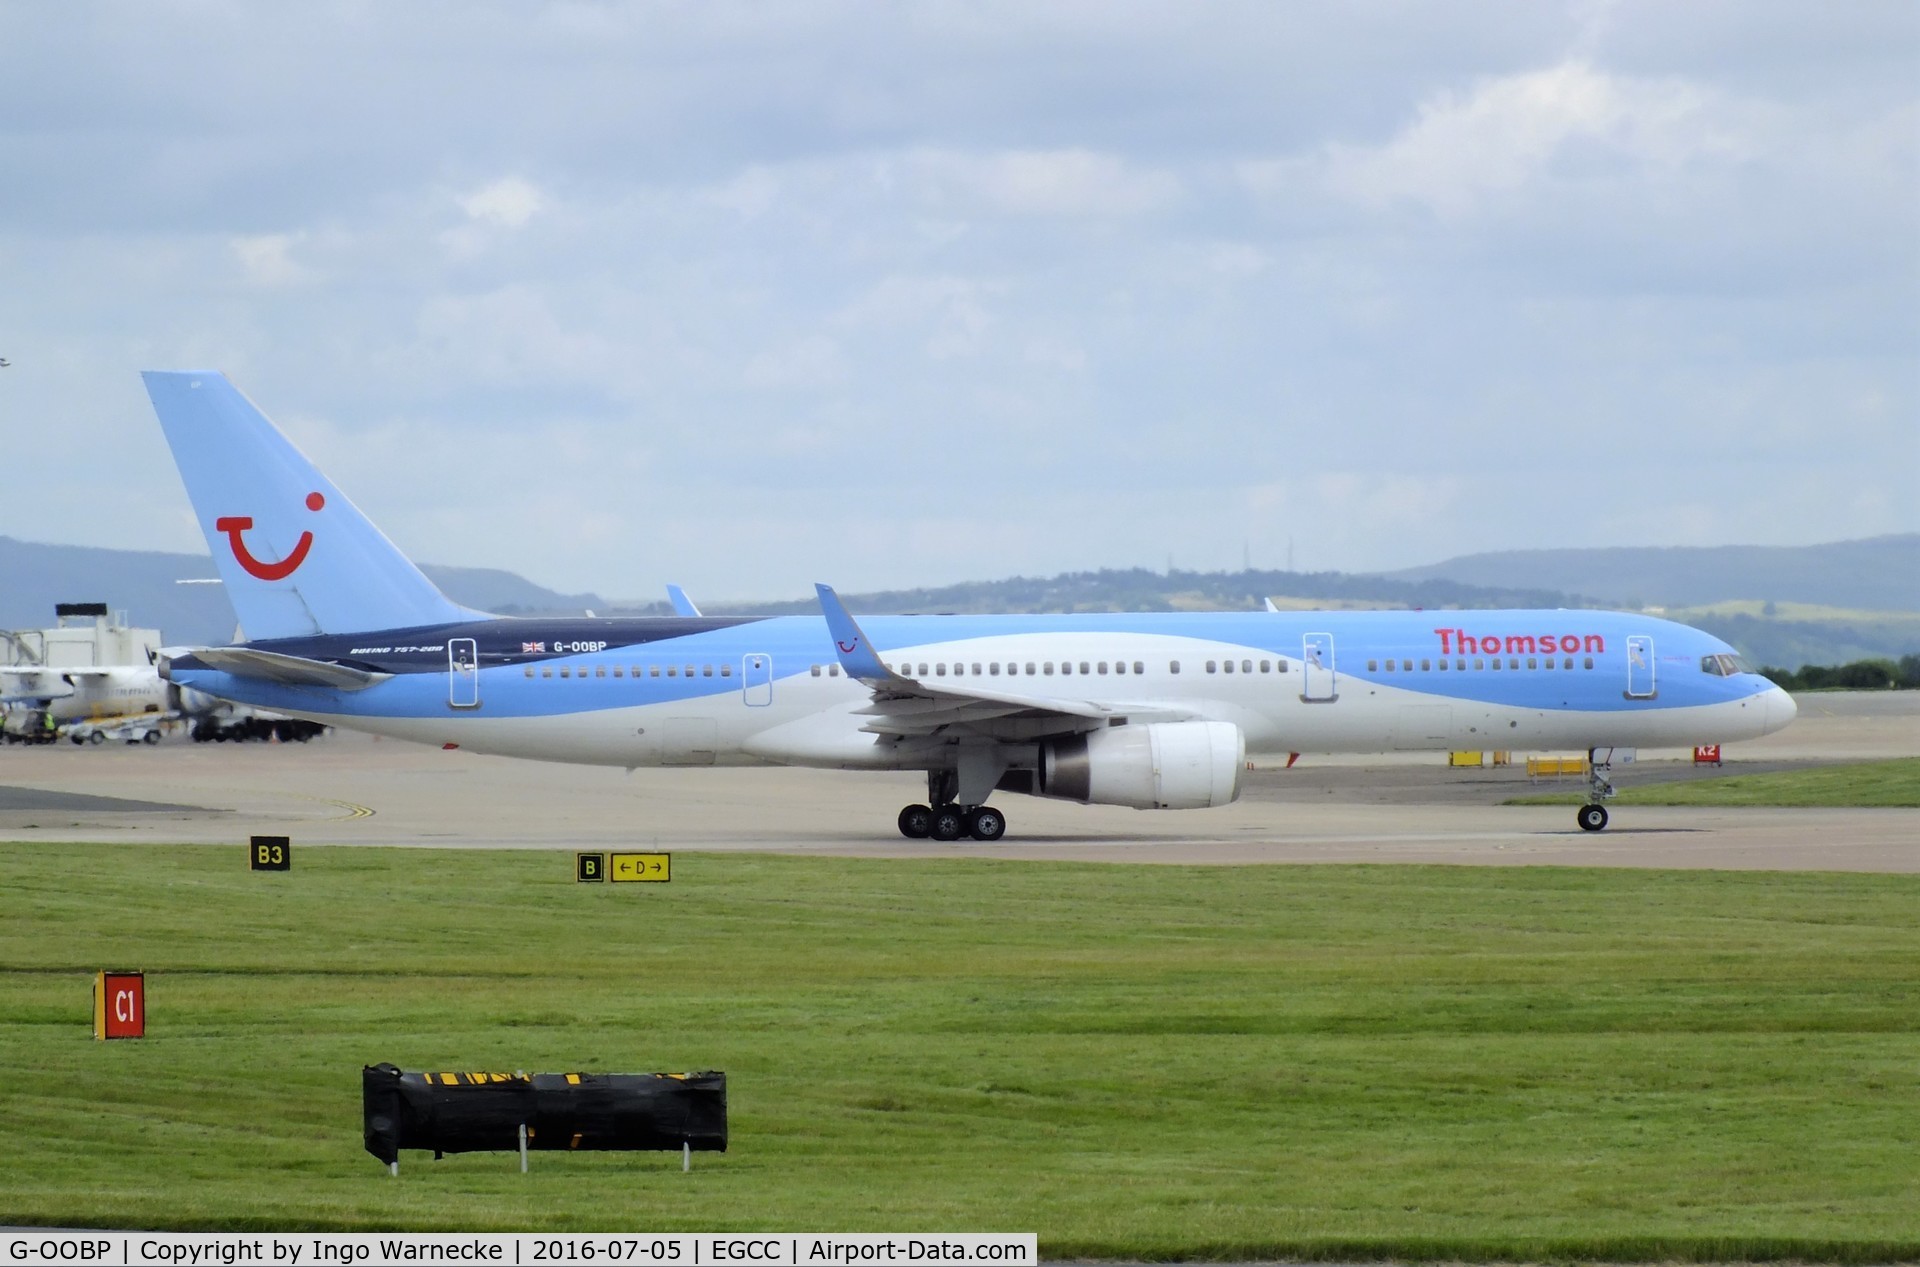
(1765, 685), (1797, 733)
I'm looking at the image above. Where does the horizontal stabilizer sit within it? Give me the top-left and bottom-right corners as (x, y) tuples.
(170, 646), (393, 691)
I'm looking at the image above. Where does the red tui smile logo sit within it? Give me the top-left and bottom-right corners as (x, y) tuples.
(217, 491), (324, 581)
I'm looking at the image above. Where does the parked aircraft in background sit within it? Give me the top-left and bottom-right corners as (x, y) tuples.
(143, 371), (1795, 839)
(1, 663), (179, 742)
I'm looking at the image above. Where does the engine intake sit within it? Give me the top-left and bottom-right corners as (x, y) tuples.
(1038, 721), (1244, 810)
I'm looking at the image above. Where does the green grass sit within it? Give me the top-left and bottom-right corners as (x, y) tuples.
(2, 845), (1917, 1259)
(1509, 757), (1920, 808)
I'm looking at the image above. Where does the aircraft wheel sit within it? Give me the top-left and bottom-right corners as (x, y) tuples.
(1577, 803), (1609, 833)
(897, 804), (932, 839)
(967, 806), (1007, 842)
(929, 804), (966, 842)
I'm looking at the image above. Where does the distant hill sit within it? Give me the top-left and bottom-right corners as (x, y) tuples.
(647, 567), (1587, 618)
(3, 534), (1913, 668)
(0, 536), (600, 646)
(1379, 535), (1920, 613)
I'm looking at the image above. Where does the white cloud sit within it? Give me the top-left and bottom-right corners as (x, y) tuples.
(458, 177), (548, 228)
(231, 232), (314, 285)
(906, 148), (1181, 218)
(1255, 61), (1761, 220)
(743, 334), (848, 389)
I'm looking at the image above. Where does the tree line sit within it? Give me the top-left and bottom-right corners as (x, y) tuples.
(1760, 655), (1920, 691)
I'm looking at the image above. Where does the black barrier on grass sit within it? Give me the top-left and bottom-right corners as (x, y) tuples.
(362, 1064), (727, 1166)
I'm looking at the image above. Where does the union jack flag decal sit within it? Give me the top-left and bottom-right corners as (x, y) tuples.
(522, 641), (545, 654)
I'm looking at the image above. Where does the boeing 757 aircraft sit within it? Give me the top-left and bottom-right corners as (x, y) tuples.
(143, 371), (1795, 840)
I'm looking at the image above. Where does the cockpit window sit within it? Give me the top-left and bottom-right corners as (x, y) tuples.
(1700, 653), (1754, 677)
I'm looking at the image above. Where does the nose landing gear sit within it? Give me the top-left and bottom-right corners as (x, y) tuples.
(1577, 748), (1618, 832)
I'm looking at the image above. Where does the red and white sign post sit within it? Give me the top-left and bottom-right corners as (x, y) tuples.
(93, 971), (145, 1040)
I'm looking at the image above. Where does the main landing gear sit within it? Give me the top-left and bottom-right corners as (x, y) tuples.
(896, 801), (1007, 842)
(1577, 747), (1616, 832)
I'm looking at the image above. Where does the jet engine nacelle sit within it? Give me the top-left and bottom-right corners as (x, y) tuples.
(1039, 721), (1244, 810)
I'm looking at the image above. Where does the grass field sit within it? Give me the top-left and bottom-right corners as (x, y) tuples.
(2, 844), (1916, 1259)
(1509, 757), (1920, 808)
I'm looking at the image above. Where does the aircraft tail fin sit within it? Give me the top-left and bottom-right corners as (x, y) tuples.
(142, 371), (483, 640)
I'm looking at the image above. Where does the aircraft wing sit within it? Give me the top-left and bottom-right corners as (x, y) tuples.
(0, 668), (77, 702)
(167, 646), (393, 691)
(813, 584), (1191, 738)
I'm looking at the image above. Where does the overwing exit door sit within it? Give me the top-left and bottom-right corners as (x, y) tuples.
(1300, 633), (1337, 702)
(742, 653), (773, 706)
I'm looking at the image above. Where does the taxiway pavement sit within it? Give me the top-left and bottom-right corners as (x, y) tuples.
(1, 692), (1913, 872)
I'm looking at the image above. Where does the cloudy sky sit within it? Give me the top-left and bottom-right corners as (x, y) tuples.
(2, 1), (1915, 602)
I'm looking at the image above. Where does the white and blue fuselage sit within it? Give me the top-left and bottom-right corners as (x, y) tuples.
(140, 369), (1795, 840)
(163, 607), (1791, 768)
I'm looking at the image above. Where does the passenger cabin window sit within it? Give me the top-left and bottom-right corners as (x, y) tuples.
(829, 665), (840, 676)
(649, 666), (660, 677)
(811, 665), (822, 677)
(1026, 663), (1036, 675)
(1206, 660), (1218, 674)
(1223, 660), (1234, 673)
(1368, 660), (1379, 671)
(1260, 660), (1270, 673)
(720, 664), (732, 677)
(1169, 661), (1180, 674)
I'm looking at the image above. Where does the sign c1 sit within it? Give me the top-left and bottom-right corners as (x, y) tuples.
(93, 971), (145, 1040)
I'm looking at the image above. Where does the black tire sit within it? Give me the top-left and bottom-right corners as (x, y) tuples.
(929, 805), (966, 842)
(1577, 803), (1609, 833)
(897, 804), (932, 839)
(967, 806), (1007, 842)
(88, 731), (105, 745)
(142, 730), (161, 746)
